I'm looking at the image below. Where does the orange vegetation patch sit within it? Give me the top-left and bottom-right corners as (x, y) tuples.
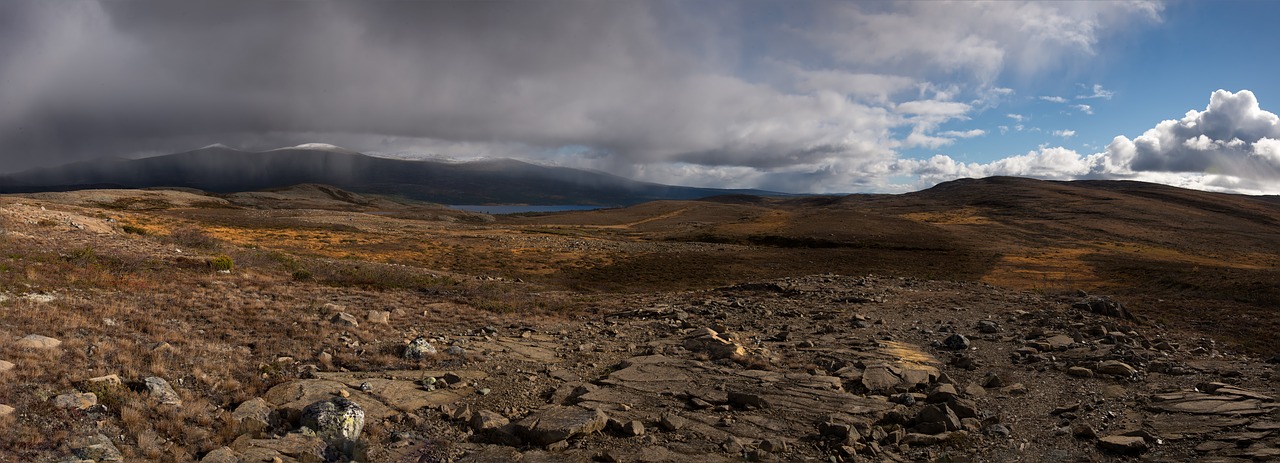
(899, 207), (993, 225)
(980, 247), (1102, 291)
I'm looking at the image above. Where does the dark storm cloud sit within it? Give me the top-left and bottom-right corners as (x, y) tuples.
(0, 1), (1169, 194)
(0, 1), (703, 170)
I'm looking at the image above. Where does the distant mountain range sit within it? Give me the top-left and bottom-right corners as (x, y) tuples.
(0, 144), (781, 205)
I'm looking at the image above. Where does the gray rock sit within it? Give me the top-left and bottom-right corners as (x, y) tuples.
(659, 413), (688, 432)
(976, 320), (1001, 334)
(331, 312), (359, 327)
(514, 405), (610, 446)
(403, 336), (437, 360)
(144, 376), (182, 406)
(983, 424), (1010, 438)
(445, 345), (466, 356)
(232, 397), (278, 436)
(940, 334), (970, 350)
(70, 433), (123, 462)
(301, 397), (366, 444)
(913, 404), (961, 434)
(53, 392), (97, 410)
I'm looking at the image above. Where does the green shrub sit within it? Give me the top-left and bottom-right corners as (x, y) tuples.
(121, 224), (148, 235)
(209, 255), (234, 272)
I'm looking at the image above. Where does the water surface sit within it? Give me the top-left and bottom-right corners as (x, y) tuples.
(449, 205), (608, 214)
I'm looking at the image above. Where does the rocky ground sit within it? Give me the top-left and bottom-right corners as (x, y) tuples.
(174, 276), (1277, 462)
(1, 190), (1278, 462)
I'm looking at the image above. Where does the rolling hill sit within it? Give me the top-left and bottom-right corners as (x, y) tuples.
(0, 144), (779, 206)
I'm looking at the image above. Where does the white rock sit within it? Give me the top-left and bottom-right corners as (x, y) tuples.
(15, 334), (62, 349)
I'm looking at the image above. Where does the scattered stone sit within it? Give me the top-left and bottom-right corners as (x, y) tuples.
(1050, 402), (1080, 415)
(445, 346), (466, 356)
(618, 420), (644, 437)
(1067, 366), (1094, 378)
(15, 334), (61, 349)
(53, 393), (97, 410)
(403, 337), (437, 360)
(760, 438), (788, 453)
(0, 360), (14, 372)
(926, 383), (958, 403)
(70, 433), (123, 462)
(144, 376), (183, 406)
(1042, 334), (1074, 350)
(331, 312), (360, 327)
(514, 405), (610, 446)
(1097, 360), (1137, 377)
(983, 424), (1011, 438)
(1098, 435), (1148, 454)
(199, 447), (239, 463)
(367, 310), (390, 324)
(939, 333), (971, 350)
(0, 404), (14, 417)
(470, 410), (510, 432)
(727, 391), (769, 409)
(1072, 423), (1098, 439)
(976, 320), (1000, 334)
(86, 374), (122, 386)
(1073, 297), (1133, 319)
(659, 413), (688, 432)
(913, 404), (961, 434)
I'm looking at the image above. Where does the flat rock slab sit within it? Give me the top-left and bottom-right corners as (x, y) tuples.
(515, 405), (610, 446)
(15, 334), (61, 349)
(1150, 415), (1250, 439)
(263, 379), (396, 421)
(231, 432), (326, 463)
(1150, 392), (1268, 415)
(469, 337), (560, 363)
(1098, 435), (1148, 454)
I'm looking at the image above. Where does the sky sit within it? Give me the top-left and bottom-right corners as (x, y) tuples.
(2, 0), (1280, 195)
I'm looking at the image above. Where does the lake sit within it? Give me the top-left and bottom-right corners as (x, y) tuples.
(449, 205), (609, 214)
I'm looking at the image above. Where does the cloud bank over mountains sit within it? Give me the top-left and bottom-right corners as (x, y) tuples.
(907, 90), (1280, 194)
(1, 1), (1276, 194)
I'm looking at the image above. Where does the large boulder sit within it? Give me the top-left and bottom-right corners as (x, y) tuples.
(70, 433), (123, 462)
(301, 397), (365, 444)
(233, 397), (279, 437)
(403, 337), (438, 360)
(514, 405), (610, 446)
(683, 328), (747, 362)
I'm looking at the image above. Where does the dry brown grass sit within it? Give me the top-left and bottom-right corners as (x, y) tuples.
(1, 180), (1278, 460)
